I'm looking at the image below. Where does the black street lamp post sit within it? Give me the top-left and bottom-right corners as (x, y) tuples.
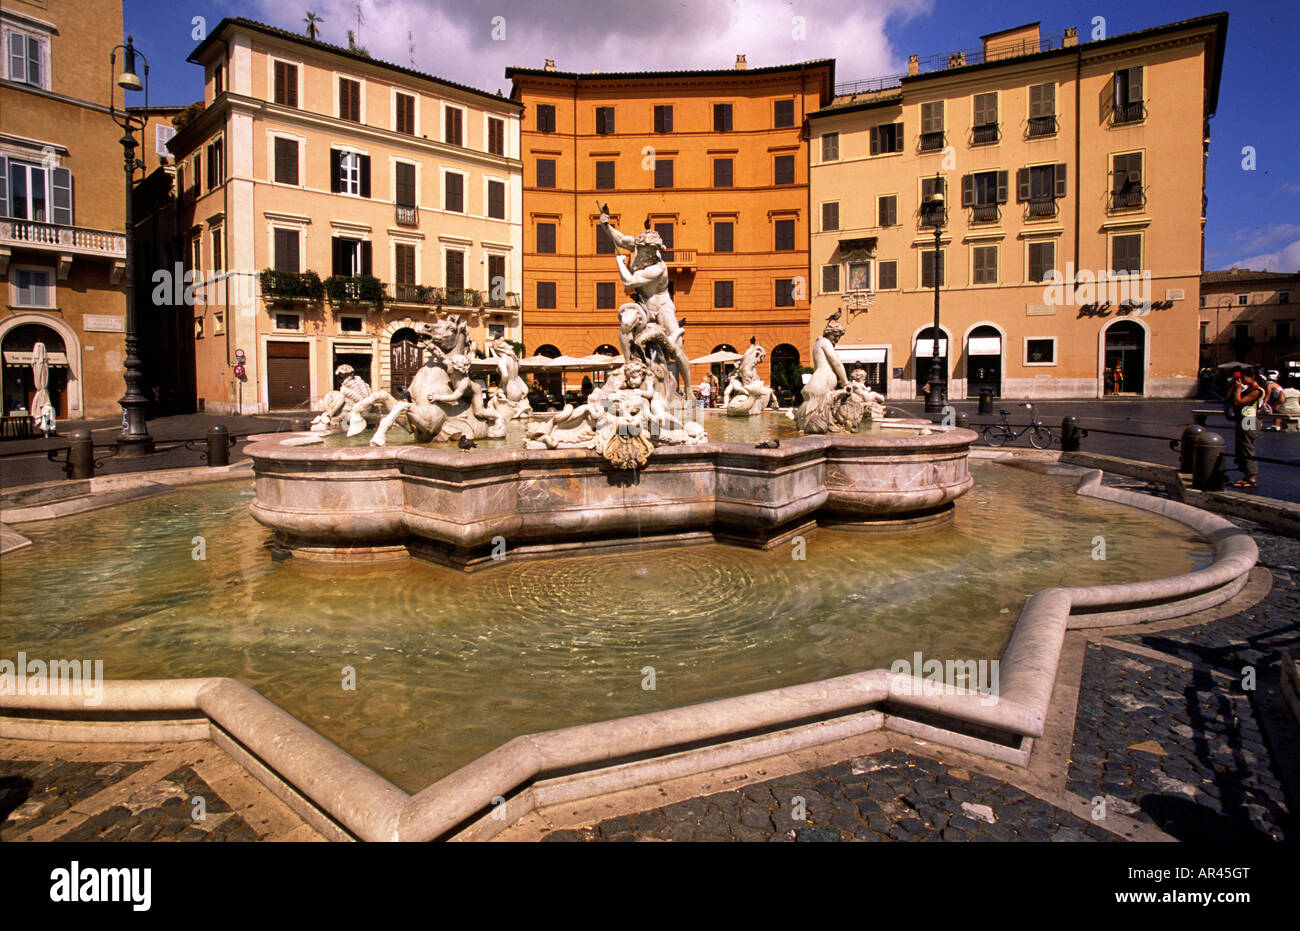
(109, 36), (154, 456)
(924, 175), (946, 417)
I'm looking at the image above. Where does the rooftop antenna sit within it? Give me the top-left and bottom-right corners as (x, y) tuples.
(355, 2), (365, 45)
(408, 30), (415, 66)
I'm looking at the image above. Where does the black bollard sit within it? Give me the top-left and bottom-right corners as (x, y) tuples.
(978, 389), (993, 415)
(1191, 431), (1226, 491)
(955, 411), (970, 431)
(207, 424), (230, 467)
(67, 429), (94, 480)
(1179, 424), (1205, 474)
(1060, 415), (1081, 452)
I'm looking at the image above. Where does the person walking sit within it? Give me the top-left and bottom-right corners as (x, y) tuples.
(698, 377), (711, 411)
(1229, 368), (1263, 488)
(1260, 371), (1286, 431)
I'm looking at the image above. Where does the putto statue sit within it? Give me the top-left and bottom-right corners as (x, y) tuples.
(793, 320), (877, 434)
(311, 364), (372, 434)
(485, 337), (532, 422)
(723, 342), (778, 417)
(599, 209), (693, 403)
(526, 357), (706, 468)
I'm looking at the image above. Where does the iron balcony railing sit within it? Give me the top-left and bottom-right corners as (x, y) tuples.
(920, 206), (947, 228)
(970, 204), (1000, 223)
(1110, 188), (1146, 210)
(1113, 101), (1146, 124)
(919, 131), (946, 152)
(395, 205), (418, 226)
(1027, 115), (1058, 137)
(1025, 197), (1059, 219)
(971, 123), (1000, 145)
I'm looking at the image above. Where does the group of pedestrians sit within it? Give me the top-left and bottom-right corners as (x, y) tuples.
(696, 373), (722, 409)
(1227, 367), (1288, 489)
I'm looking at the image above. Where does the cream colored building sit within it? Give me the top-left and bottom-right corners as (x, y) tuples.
(171, 18), (523, 414)
(809, 14), (1227, 399)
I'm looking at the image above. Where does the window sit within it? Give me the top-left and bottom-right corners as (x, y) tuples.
(536, 222), (556, 254)
(1237, 293), (1249, 306)
(190, 234), (202, 276)
(713, 103), (733, 132)
(713, 221), (733, 253)
(596, 223), (615, 254)
(331, 237), (371, 277)
(713, 158), (733, 188)
(1200, 321), (1209, 344)
(972, 93), (998, 143)
(444, 171), (464, 212)
(774, 99), (795, 128)
(654, 105), (673, 133)
(654, 223), (674, 258)
(487, 179), (505, 219)
(920, 176), (947, 224)
(822, 265), (840, 293)
(822, 202), (839, 232)
(714, 280), (734, 308)
(774, 218), (795, 251)
(331, 149), (370, 197)
(338, 77), (361, 122)
(847, 262), (870, 291)
(1111, 234), (1142, 275)
(822, 132), (839, 161)
(1018, 163), (1067, 216)
(7, 29), (43, 88)
(921, 249), (945, 288)
(595, 160), (615, 190)
(273, 137), (299, 185)
(1280, 291), (1291, 304)
(961, 169), (1007, 222)
(273, 228), (300, 272)
(194, 316), (205, 339)
(654, 159), (673, 188)
(1278, 321), (1293, 342)
(1234, 322), (1250, 341)
(1028, 83), (1056, 136)
(445, 250), (465, 291)
(1025, 338), (1055, 365)
(213, 63), (224, 96)
(1113, 66), (1144, 123)
(211, 226), (223, 273)
(1028, 240), (1056, 282)
(536, 104), (556, 133)
(536, 158), (556, 188)
(595, 106), (615, 135)
(206, 138), (224, 189)
(774, 279), (796, 307)
(920, 102), (944, 150)
(878, 260), (898, 290)
(394, 243), (416, 286)
(395, 93), (416, 135)
(487, 117), (505, 155)
(444, 106), (464, 146)
(156, 123), (177, 158)
(972, 245), (998, 284)
(1111, 152), (1143, 208)
(340, 315), (364, 333)
(487, 255), (506, 301)
(596, 282), (617, 309)
(536, 281), (556, 309)
(274, 313), (299, 331)
(395, 162), (416, 208)
(273, 61), (299, 107)
(870, 123), (903, 155)
(774, 155), (795, 185)
(11, 267), (53, 307)
(4, 159), (72, 224)
(878, 194), (897, 227)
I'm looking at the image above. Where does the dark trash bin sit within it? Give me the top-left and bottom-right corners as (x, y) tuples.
(978, 389), (994, 414)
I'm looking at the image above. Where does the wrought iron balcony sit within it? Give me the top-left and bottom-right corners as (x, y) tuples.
(395, 205), (419, 226)
(1027, 115), (1058, 137)
(1110, 188), (1146, 210)
(261, 269), (324, 302)
(388, 283), (437, 305)
(920, 205), (947, 228)
(1025, 196), (1059, 219)
(325, 274), (384, 305)
(971, 123), (1000, 145)
(919, 131), (945, 152)
(970, 204), (1000, 223)
(483, 291), (521, 310)
(441, 287), (483, 308)
(1112, 101), (1146, 124)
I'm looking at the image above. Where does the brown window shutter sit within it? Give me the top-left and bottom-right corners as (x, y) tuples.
(331, 237), (344, 276)
(996, 170), (1009, 204)
(330, 149), (341, 193)
(870, 128), (880, 156)
(360, 155), (371, 198)
(960, 174), (974, 207)
(1112, 155), (1127, 192)
(1128, 67), (1143, 103)
(1054, 163), (1068, 198)
(274, 62), (285, 105)
(361, 241), (373, 277)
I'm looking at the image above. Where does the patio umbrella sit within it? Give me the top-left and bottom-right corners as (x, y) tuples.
(30, 342), (50, 415)
(1215, 360), (1249, 370)
(689, 350), (743, 365)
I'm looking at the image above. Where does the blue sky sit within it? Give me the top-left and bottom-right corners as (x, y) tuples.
(122, 0), (1299, 271)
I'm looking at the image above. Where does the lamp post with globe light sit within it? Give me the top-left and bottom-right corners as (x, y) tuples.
(924, 175), (947, 417)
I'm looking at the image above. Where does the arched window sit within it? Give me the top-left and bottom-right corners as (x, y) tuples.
(592, 344), (619, 357)
(534, 344), (561, 358)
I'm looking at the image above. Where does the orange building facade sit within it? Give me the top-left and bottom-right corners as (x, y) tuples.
(508, 59), (834, 392)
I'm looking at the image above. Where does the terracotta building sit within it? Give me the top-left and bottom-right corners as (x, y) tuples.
(1, 0), (130, 421)
(507, 58), (834, 394)
(168, 18), (523, 414)
(808, 14), (1227, 399)
(1200, 267), (1299, 380)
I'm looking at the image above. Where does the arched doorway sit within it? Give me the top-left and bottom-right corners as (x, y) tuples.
(1104, 320), (1146, 395)
(710, 343), (738, 386)
(914, 326), (949, 399)
(389, 327), (422, 400)
(769, 343), (801, 404)
(592, 344), (619, 357)
(966, 325), (1002, 398)
(532, 343), (562, 399)
(2, 323), (69, 418)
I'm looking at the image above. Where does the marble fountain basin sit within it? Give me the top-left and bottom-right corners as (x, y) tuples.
(246, 426), (979, 570)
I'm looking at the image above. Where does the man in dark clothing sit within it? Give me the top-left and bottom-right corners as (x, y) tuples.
(1229, 369), (1263, 488)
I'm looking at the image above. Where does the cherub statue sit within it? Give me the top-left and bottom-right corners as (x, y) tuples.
(311, 364), (372, 434)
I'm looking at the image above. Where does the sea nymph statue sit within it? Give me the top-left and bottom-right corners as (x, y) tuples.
(722, 341), (779, 416)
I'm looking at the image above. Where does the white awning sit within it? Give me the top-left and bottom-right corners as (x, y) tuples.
(914, 339), (948, 358)
(837, 348), (887, 364)
(4, 351), (69, 366)
(967, 336), (1002, 355)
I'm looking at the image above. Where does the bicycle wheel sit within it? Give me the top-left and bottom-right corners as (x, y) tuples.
(1029, 425), (1053, 449)
(983, 425), (1007, 447)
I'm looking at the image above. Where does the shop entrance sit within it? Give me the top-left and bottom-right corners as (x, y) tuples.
(966, 326), (1002, 398)
(2, 323), (69, 417)
(914, 327), (948, 399)
(1104, 321), (1146, 395)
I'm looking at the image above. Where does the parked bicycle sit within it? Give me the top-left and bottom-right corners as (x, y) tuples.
(982, 403), (1055, 449)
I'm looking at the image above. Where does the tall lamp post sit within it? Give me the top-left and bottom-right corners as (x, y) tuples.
(1214, 296), (1232, 370)
(924, 176), (946, 417)
(109, 37), (154, 456)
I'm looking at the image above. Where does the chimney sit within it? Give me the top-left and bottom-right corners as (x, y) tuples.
(1063, 26), (1078, 47)
(544, 58), (556, 72)
(735, 54), (747, 70)
(907, 54), (919, 76)
(947, 51), (966, 69)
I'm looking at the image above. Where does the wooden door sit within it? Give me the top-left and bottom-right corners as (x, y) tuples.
(266, 341), (310, 409)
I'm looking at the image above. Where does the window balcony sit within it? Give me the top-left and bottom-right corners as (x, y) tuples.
(325, 274), (384, 306)
(1109, 188), (1146, 210)
(260, 269), (324, 303)
(0, 218), (126, 279)
(387, 283), (437, 305)
(1025, 196), (1059, 219)
(395, 205), (419, 227)
(1027, 115), (1058, 137)
(440, 287), (483, 308)
(920, 206), (947, 228)
(971, 123), (1000, 145)
(663, 247), (697, 270)
(1112, 101), (1146, 124)
(484, 291), (521, 310)
(970, 204), (1000, 223)
(919, 131), (946, 153)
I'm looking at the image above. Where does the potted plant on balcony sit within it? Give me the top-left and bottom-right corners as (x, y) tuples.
(260, 269), (324, 303)
(324, 274), (384, 306)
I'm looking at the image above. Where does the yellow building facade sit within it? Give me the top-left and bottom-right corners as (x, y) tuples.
(172, 18), (523, 414)
(809, 14), (1227, 399)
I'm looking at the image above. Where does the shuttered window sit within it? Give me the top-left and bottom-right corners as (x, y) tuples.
(972, 245), (998, 284)
(822, 202), (839, 232)
(338, 78), (361, 122)
(535, 105), (556, 133)
(822, 132), (839, 161)
(869, 123), (903, 155)
(654, 159), (673, 189)
(273, 61), (298, 107)
(330, 149), (370, 197)
(273, 228), (300, 272)
(536, 281), (556, 308)
(1112, 152), (1142, 191)
(822, 265), (840, 293)
(713, 103), (733, 131)
(921, 250), (945, 288)
(8, 31), (42, 87)
(774, 155), (795, 185)
(920, 102), (944, 133)
(331, 237), (371, 277)
(595, 107), (615, 134)
(961, 170), (1008, 206)
(654, 105), (673, 133)
(487, 118), (505, 155)
(774, 99), (795, 128)
(596, 282), (616, 309)
(395, 93), (416, 134)
(487, 180), (505, 219)
(444, 106), (464, 146)
(488, 255), (506, 300)
(1028, 241), (1056, 282)
(206, 139), (224, 189)
(973, 93), (998, 127)
(1029, 83), (1054, 117)
(878, 261), (898, 290)
(878, 195), (897, 227)
(713, 158), (733, 187)
(273, 137), (299, 185)
(714, 280), (734, 308)
(395, 162), (416, 207)
(444, 172), (464, 212)
(713, 221), (733, 253)
(1111, 235), (1142, 275)
(445, 250), (465, 290)
(775, 279), (796, 307)
(394, 243), (416, 286)
(774, 219), (795, 251)
(536, 158), (556, 188)
(536, 222), (556, 254)
(595, 160), (615, 190)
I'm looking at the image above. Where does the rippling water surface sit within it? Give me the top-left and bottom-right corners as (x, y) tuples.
(0, 461), (1211, 791)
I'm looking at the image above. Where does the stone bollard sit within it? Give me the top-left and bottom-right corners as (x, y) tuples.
(207, 424), (230, 467)
(955, 411), (970, 431)
(1179, 424), (1205, 474)
(1191, 431), (1226, 491)
(1060, 415), (1081, 452)
(67, 429), (94, 480)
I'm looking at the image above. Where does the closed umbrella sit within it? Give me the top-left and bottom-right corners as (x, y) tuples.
(30, 342), (50, 414)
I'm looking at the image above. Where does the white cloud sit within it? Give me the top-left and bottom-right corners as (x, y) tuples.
(251, 0), (927, 95)
(1234, 238), (1300, 273)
